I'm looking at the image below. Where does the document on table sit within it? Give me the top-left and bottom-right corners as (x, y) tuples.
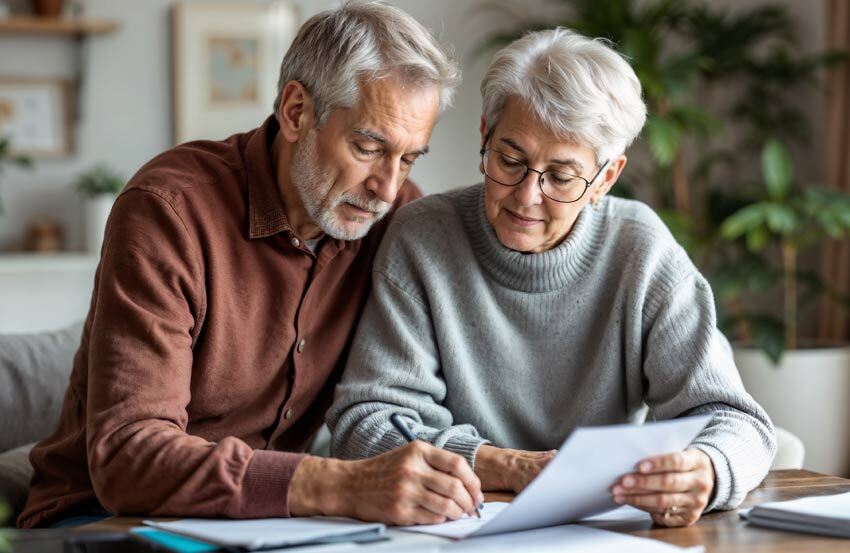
(441, 524), (704, 553)
(400, 415), (710, 539)
(142, 517), (385, 550)
(740, 490), (850, 538)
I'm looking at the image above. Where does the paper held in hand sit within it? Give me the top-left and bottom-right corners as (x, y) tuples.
(401, 415), (711, 539)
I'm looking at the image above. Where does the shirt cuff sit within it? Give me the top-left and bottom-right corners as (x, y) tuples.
(238, 449), (307, 518)
(691, 442), (732, 512)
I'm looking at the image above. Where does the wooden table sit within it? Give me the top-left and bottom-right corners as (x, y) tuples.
(83, 469), (850, 552)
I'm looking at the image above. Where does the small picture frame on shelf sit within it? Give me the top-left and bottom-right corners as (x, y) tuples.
(0, 78), (74, 157)
(171, 1), (299, 145)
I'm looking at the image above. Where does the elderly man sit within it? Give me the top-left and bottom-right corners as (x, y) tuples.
(18, 1), (482, 529)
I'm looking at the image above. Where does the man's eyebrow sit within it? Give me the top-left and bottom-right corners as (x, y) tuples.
(498, 137), (582, 171)
(353, 128), (430, 156)
(353, 128), (387, 143)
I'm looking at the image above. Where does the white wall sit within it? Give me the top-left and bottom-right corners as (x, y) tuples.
(0, 0), (533, 251)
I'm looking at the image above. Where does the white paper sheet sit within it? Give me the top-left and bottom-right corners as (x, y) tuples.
(471, 415), (710, 537)
(143, 517), (384, 550)
(741, 491), (850, 538)
(580, 504), (653, 523)
(399, 502), (510, 538)
(399, 416), (710, 539)
(442, 524), (704, 552)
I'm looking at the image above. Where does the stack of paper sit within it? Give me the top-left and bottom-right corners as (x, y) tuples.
(142, 517), (385, 550)
(743, 491), (850, 538)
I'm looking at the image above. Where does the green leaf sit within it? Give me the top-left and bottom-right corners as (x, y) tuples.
(645, 116), (680, 167)
(761, 138), (793, 201)
(749, 316), (786, 364)
(746, 225), (770, 251)
(669, 105), (721, 138)
(764, 203), (798, 235)
(720, 203), (768, 239)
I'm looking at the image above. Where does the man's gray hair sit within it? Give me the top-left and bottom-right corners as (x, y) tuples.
(274, 1), (461, 125)
(481, 28), (647, 162)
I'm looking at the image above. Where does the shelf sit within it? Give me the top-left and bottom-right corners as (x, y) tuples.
(0, 252), (98, 273)
(0, 16), (119, 37)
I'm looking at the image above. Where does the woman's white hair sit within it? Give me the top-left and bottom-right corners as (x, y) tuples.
(481, 28), (647, 162)
(274, 0), (460, 125)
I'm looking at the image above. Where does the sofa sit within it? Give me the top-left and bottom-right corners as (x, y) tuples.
(0, 323), (802, 525)
(0, 322), (84, 523)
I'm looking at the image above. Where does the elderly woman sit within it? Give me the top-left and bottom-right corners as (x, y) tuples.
(327, 28), (776, 527)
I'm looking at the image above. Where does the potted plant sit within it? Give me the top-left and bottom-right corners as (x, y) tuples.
(75, 163), (125, 254)
(0, 136), (33, 215)
(718, 139), (850, 477)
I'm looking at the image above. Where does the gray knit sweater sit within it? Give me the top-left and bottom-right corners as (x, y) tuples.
(327, 184), (776, 511)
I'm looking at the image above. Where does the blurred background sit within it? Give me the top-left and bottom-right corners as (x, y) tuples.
(0, 0), (849, 476)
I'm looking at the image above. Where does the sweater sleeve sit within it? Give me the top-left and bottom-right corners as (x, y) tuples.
(85, 188), (304, 519)
(641, 269), (777, 512)
(327, 256), (489, 468)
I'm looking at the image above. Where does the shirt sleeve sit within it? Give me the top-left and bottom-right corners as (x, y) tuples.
(641, 269), (777, 511)
(326, 241), (489, 469)
(85, 188), (304, 518)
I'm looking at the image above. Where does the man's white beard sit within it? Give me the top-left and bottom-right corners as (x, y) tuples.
(290, 129), (391, 241)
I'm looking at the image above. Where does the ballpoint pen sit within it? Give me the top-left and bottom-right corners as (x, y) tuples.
(389, 412), (482, 519)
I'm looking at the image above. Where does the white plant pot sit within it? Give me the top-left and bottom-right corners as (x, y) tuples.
(84, 194), (116, 254)
(734, 346), (850, 477)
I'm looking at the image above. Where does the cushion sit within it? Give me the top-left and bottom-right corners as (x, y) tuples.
(0, 322), (83, 453)
(0, 443), (35, 521)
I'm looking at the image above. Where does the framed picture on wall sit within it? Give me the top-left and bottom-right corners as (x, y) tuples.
(171, 1), (300, 145)
(0, 78), (74, 157)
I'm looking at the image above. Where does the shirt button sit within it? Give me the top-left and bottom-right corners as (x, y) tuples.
(291, 237), (301, 248)
(297, 338), (305, 353)
(284, 408), (293, 420)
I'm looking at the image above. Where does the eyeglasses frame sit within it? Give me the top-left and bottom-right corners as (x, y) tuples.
(479, 146), (609, 204)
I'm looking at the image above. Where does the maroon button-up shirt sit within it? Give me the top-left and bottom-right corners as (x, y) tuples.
(17, 116), (421, 528)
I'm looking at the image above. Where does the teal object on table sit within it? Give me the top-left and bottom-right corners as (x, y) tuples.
(131, 527), (219, 552)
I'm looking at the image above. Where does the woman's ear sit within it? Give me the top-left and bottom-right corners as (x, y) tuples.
(479, 115), (489, 149)
(589, 155), (627, 205)
(277, 81), (316, 143)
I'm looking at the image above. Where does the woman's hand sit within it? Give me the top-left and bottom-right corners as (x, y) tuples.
(611, 447), (715, 527)
(475, 445), (556, 493)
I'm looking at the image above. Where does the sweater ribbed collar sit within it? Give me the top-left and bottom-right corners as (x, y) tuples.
(459, 184), (604, 293)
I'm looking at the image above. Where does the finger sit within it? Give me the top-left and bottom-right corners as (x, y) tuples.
(395, 505), (451, 526)
(612, 470), (709, 495)
(636, 449), (701, 474)
(422, 447), (484, 506)
(421, 470), (475, 514)
(650, 509), (701, 528)
(414, 486), (467, 521)
(614, 491), (701, 513)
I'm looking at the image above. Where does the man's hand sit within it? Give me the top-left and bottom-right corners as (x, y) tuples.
(289, 441), (484, 526)
(611, 447), (715, 527)
(474, 445), (556, 493)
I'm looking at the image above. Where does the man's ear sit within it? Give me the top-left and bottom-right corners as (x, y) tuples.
(277, 81), (316, 143)
(589, 155), (627, 204)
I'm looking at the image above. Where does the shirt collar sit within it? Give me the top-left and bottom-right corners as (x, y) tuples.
(246, 115), (292, 239)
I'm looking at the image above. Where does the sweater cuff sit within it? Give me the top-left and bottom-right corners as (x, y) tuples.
(442, 434), (489, 470)
(691, 442), (732, 512)
(238, 449), (307, 518)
